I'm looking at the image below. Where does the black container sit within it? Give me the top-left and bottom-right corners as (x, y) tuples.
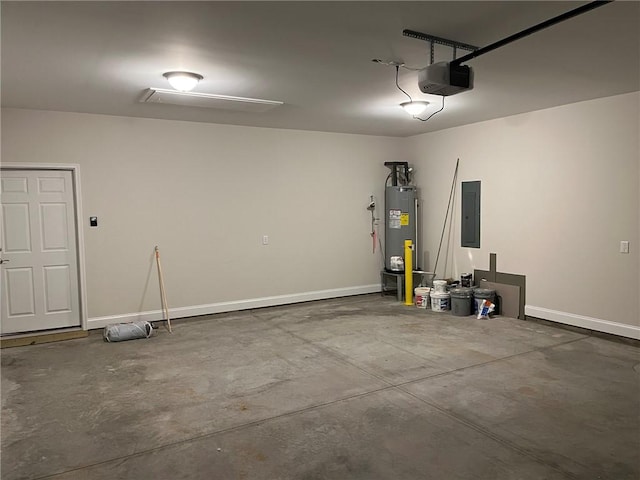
(473, 288), (496, 314)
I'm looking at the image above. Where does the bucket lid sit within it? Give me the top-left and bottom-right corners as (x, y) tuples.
(474, 288), (495, 296)
(430, 291), (450, 298)
(450, 287), (473, 298)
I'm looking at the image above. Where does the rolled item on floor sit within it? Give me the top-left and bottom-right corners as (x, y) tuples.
(103, 321), (153, 342)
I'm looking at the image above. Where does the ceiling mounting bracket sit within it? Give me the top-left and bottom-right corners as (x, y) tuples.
(403, 29), (479, 53)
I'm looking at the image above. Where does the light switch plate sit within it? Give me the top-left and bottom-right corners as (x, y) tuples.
(620, 241), (629, 254)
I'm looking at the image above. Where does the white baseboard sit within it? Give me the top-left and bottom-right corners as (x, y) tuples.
(525, 305), (640, 340)
(88, 284), (380, 330)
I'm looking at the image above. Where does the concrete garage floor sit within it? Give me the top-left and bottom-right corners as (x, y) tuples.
(1, 295), (639, 480)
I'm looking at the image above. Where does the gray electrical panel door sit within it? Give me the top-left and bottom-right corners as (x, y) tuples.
(461, 181), (480, 248)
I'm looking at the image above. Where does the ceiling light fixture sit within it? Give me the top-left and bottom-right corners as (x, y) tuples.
(141, 88), (284, 113)
(163, 71), (203, 92)
(400, 101), (429, 116)
(392, 65), (434, 121)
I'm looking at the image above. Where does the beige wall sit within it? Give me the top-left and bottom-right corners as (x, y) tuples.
(1, 109), (398, 319)
(2, 92), (638, 336)
(405, 92), (640, 329)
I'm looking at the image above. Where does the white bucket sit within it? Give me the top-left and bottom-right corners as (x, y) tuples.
(430, 291), (450, 312)
(414, 287), (431, 309)
(433, 280), (448, 293)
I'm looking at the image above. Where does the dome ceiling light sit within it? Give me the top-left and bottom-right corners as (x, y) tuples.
(400, 101), (429, 116)
(163, 71), (203, 92)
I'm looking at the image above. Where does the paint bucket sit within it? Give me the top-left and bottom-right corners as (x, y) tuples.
(430, 291), (450, 312)
(450, 287), (474, 316)
(414, 287), (431, 309)
(473, 288), (496, 314)
(433, 280), (448, 294)
(461, 273), (472, 288)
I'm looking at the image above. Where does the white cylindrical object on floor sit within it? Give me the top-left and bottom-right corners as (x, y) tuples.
(433, 280), (447, 293)
(430, 291), (450, 312)
(103, 321), (153, 342)
(414, 287), (431, 309)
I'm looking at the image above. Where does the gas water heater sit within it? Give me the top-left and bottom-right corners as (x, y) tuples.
(384, 162), (419, 272)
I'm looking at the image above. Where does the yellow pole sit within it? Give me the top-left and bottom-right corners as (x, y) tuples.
(404, 240), (413, 305)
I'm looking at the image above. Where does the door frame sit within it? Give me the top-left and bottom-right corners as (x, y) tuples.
(1, 163), (89, 331)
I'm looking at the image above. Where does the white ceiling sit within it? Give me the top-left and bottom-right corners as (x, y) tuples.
(2, 1), (638, 137)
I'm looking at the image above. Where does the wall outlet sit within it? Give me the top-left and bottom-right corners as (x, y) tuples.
(262, 235), (269, 245)
(620, 241), (629, 254)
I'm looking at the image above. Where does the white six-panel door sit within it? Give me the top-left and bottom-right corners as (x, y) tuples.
(1, 169), (80, 334)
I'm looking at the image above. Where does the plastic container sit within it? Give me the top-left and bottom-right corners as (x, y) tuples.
(432, 280), (448, 294)
(414, 287), (431, 309)
(430, 291), (450, 312)
(450, 287), (474, 316)
(460, 273), (472, 288)
(473, 288), (496, 314)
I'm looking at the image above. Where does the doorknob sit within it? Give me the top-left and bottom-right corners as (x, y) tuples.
(0, 259), (9, 264)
